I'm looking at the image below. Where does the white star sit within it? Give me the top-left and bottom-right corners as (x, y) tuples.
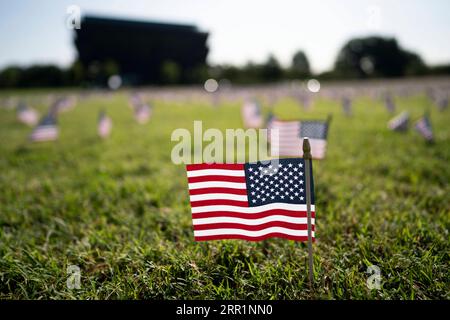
(262, 197), (266, 201)
(285, 191), (289, 195)
(249, 168), (253, 172)
(250, 176), (254, 180)
(255, 179), (259, 183)
(300, 188), (304, 192)
(294, 192), (299, 196)
(294, 184), (299, 188)
(256, 187), (260, 191)
(300, 196), (304, 201)
(270, 188), (274, 192)
(270, 196), (275, 200)
(300, 180), (304, 184)
(289, 188), (294, 192)
(280, 195), (285, 199)
(283, 167), (288, 172)
(280, 187), (284, 191)
(288, 163), (293, 167)
(275, 184), (279, 188)
(275, 191), (280, 195)
(288, 171), (293, 176)
(289, 179), (294, 184)
(256, 195), (261, 199)
(299, 172), (303, 176)
(252, 199), (256, 203)
(293, 167), (298, 172)
(269, 165), (273, 169)
(251, 191), (256, 195)
(299, 163), (303, 167)
(294, 176), (298, 180)
(251, 184), (255, 188)
(279, 164), (283, 167)
(269, 180), (274, 185)
(290, 196), (294, 200)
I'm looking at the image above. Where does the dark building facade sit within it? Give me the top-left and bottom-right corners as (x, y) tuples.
(74, 16), (209, 85)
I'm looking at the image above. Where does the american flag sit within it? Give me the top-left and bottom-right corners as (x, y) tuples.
(384, 94), (395, 113)
(51, 96), (76, 114)
(415, 114), (433, 142)
(269, 119), (330, 159)
(388, 111), (409, 132)
(241, 100), (263, 128)
(29, 113), (58, 142)
(437, 96), (448, 111)
(342, 96), (352, 116)
(129, 93), (143, 109)
(16, 102), (39, 126)
(186, 158), (315, 241)
(98, 111), (112, 138)
(134, 104), (152, 124)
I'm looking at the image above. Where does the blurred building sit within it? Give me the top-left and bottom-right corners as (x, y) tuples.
(74, 16), (209, 85)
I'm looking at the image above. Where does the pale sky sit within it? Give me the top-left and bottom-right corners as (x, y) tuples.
(0, 0), (449, 73)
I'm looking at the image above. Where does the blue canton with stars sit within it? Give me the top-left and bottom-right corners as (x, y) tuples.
(244, 158), (314, 207)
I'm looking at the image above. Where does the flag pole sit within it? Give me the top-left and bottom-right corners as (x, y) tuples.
(302, 137), (314, 287)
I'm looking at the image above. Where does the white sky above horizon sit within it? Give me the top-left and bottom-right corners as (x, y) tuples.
(0, 0), (449, 73)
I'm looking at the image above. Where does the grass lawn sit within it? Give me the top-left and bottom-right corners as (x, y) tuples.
(0, 89), (449, 299)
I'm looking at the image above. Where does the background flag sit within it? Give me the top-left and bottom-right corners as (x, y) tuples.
(29, 113), (58, 142)
(241, 100), (263, 128)
(384, 93), (396, 113)
(16, 102), (39, 126)
(342, 96), (352, 116)
(415, 114), (434, 142)
(98, 111), (112, 138)
(269, 119), (330, 159)
(186, 158), (315, 241)
(388, 111), (410, 132)
(134, 104), (151, 124)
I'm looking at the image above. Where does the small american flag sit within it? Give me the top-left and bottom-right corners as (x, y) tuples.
(415, 114), (433, 142)
(384, 94), (395, 113)
(16, 102), (39, 126)
(437, 96), (448, 111)
(98, 111), (112, 138)
(269, 119), (330, 159)
(134, 104), (152, 124)
(241, 100), (263, 128)
(51, 96), (76, 114)
(186, 158), (315, 241)
(388, 111), (409, 132)
(342, 96), (352, 116)
(29, 113), (58, 142)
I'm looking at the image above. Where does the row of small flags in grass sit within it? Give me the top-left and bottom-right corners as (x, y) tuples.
(15, 94), (153, 142)
(8, 82), (449, 147)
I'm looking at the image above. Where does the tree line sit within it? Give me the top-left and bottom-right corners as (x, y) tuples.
(1, 36), (449, 88)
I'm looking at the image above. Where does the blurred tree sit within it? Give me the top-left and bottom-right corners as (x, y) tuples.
(333, 36), (426, 78)
(67, 60), (86, 86)
(291, 50), (311, 78)
(161, 60), (181, 84)
(260, 55), (283, 82)
(0, 66), (22, 87)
